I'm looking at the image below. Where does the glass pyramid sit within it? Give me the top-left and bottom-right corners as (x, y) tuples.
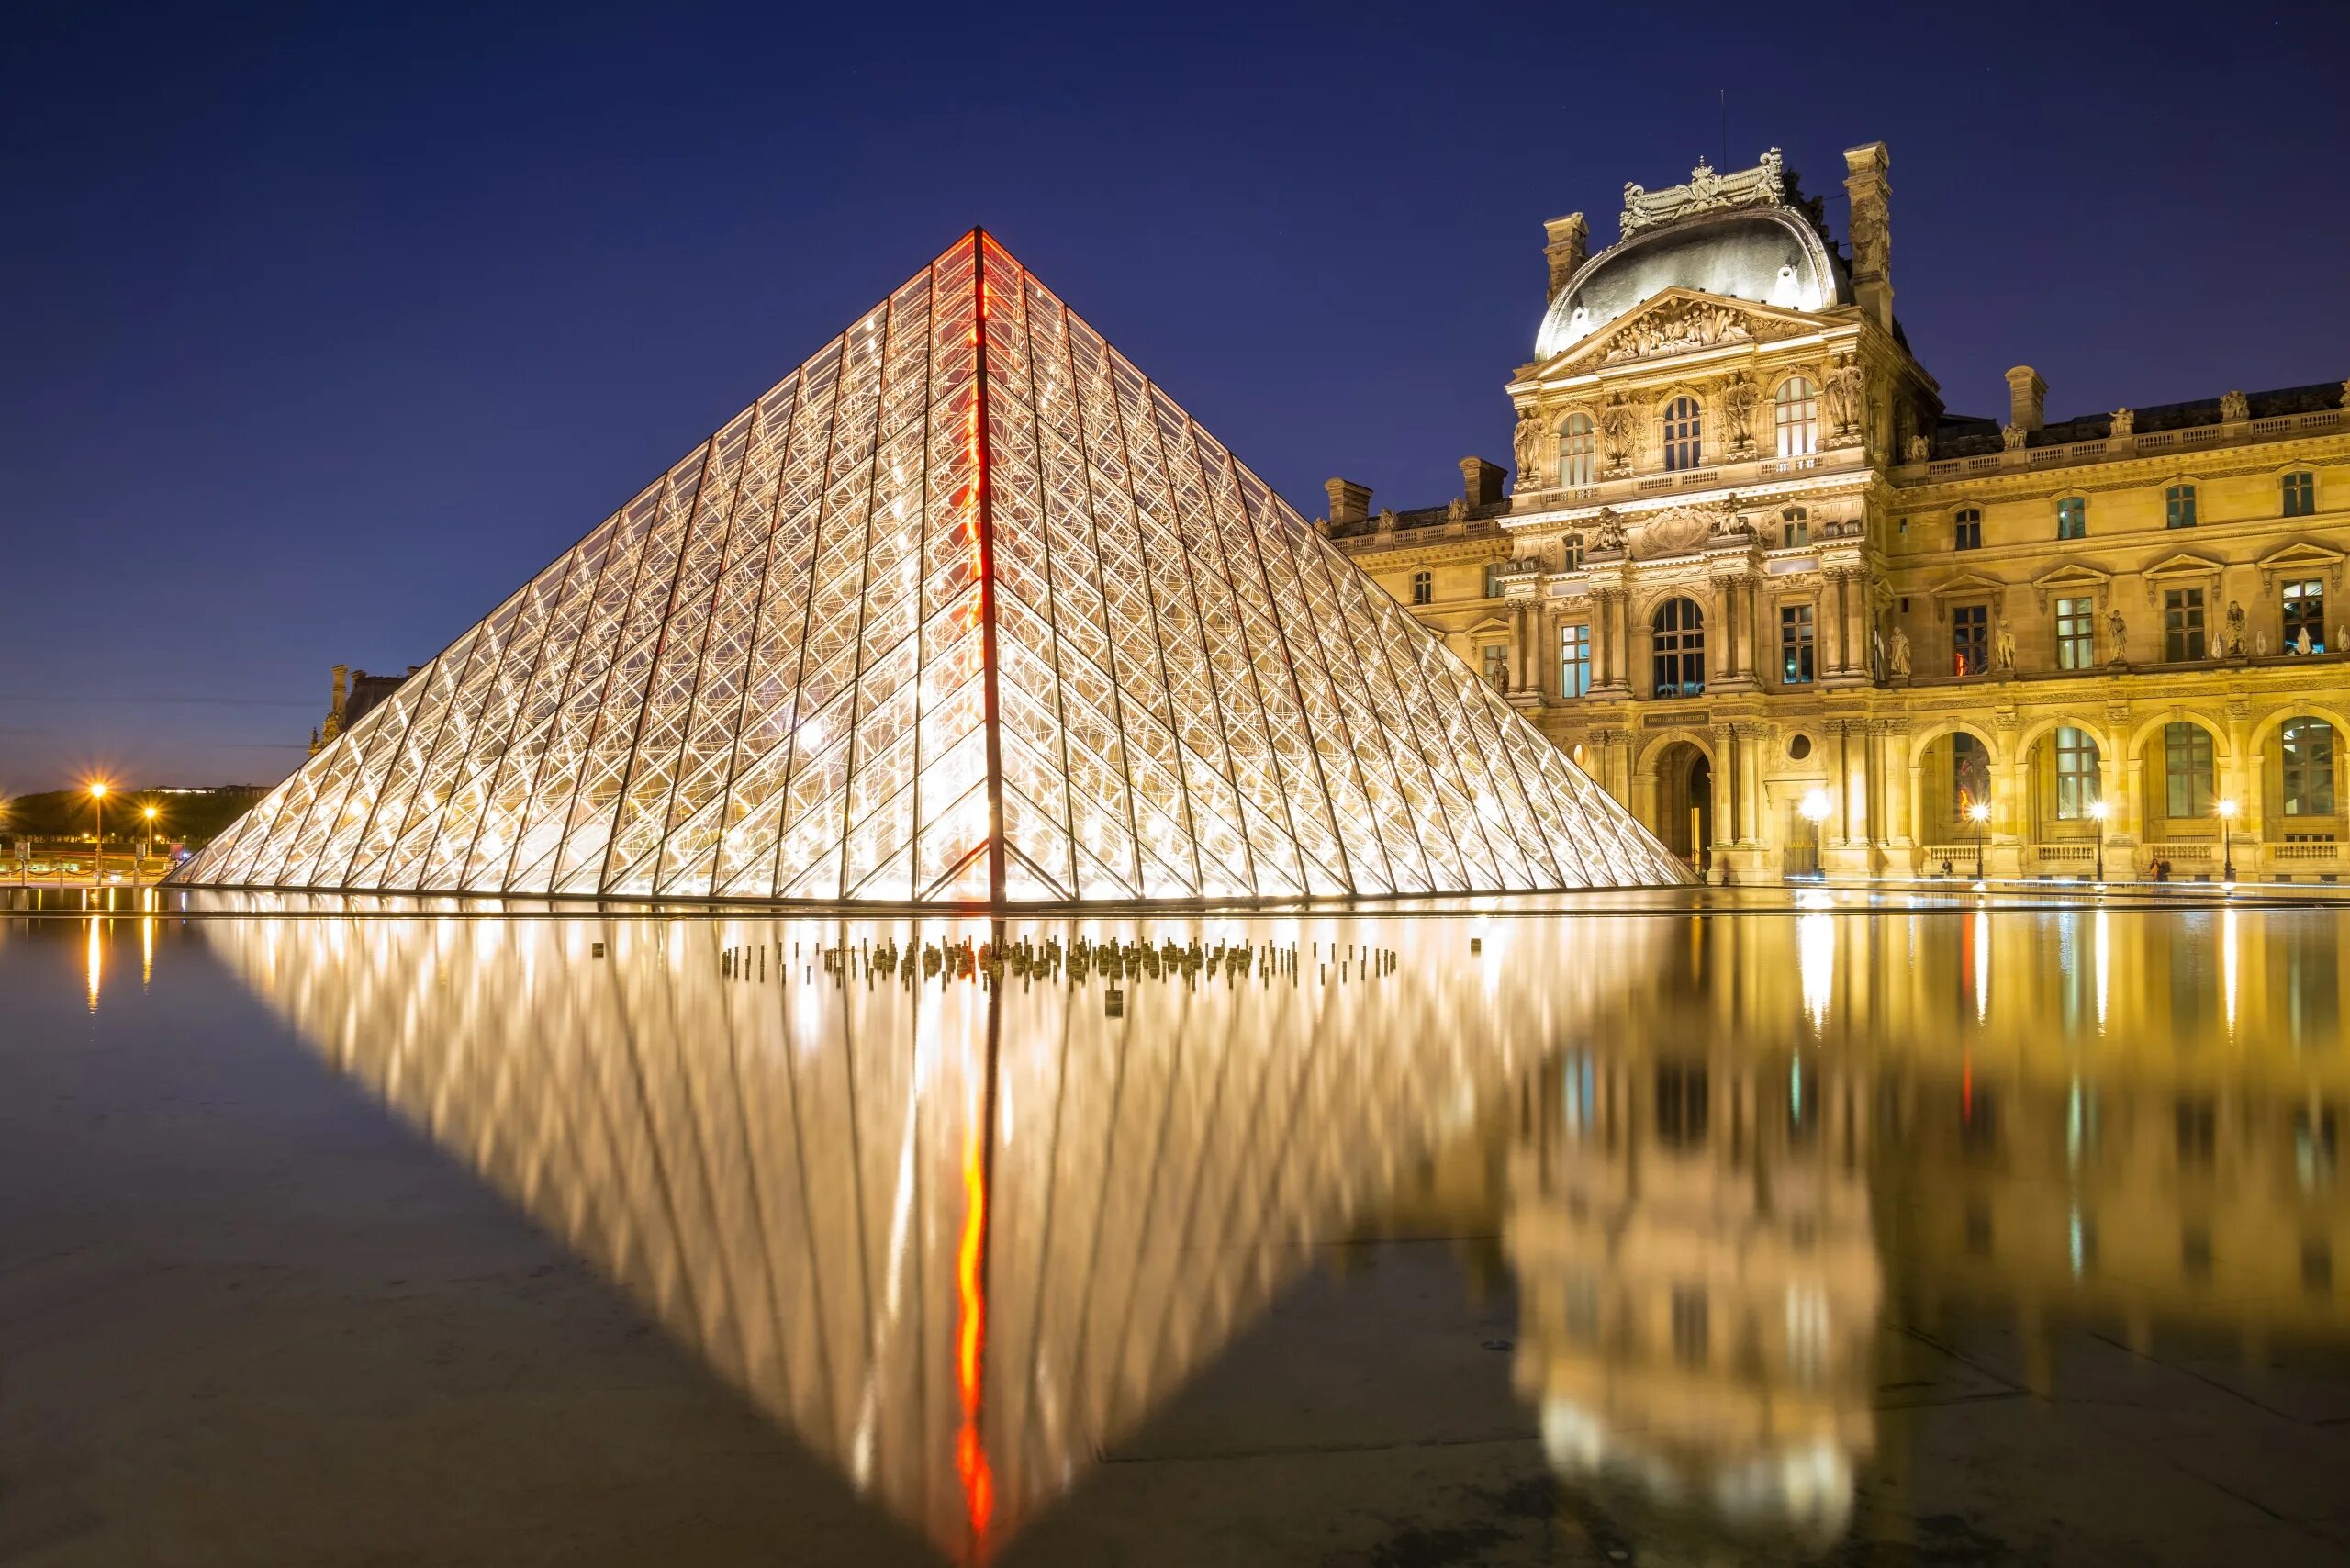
(174, 233), (1684, 902)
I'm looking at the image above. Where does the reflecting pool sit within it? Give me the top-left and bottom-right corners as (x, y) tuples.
(5, 897), (2348, 1565)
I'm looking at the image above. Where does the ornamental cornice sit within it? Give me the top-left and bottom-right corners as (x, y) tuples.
(1507, 468), (1874, 532)
(1891, 431), (2350, 503)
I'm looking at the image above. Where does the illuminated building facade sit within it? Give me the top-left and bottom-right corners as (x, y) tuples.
(179, 233), (1679, 903)
(1336, 144), (2350, 881)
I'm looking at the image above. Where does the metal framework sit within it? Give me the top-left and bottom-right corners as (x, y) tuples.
(175, 232), (1683, 902)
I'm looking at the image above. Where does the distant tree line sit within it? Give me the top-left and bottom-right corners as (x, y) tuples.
(4, 787), (266, 847)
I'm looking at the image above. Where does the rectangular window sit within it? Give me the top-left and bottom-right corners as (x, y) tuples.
(2055, 596), (2096, 670)
(2054, 725), (2099, 821)
(2164, 588), (2206, 662)
(1952, 603), (1989, 675)
(2056, 497), (2087, 540)
(2282, 721), (2335, 816)
(1561, 622), (1591, 697)
(1563, 533), (1585, 570)
(2165, 722), (2214, 817)
(2283, 578), (2327, 653)
(1483, 563), (1505, 599)
(2165, 484), (2198, 529)
(1481, 645), (1508, 690)
(1779, 603), (1815, 685)
(2283, 471), (2316, 518)
(1409, 570), (1432, 605)
(1954, 508), (1983, 551)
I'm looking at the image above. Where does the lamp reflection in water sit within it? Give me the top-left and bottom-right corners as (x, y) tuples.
(195, 904), (2350, 1562)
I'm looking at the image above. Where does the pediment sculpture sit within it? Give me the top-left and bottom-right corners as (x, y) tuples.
(1629, 501), (1735, 559)
(1601, 299), (1753, 363)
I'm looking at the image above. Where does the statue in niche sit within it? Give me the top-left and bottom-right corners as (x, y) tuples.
(1512, 408), (1542, 477)
(1596, 395), (1638, 471)
(1719, 373), (1761, 454)
(1822, 354), (1865, 440)
(1994, 615), (2018, 672)
(2109, 407), (2135, 437)
(2107, 608), (2128, 662)
(1888, 625), (1912, 678)
(2224, 599), (2247, 655)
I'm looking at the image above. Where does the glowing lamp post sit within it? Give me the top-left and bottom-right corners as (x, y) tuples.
(141, 803), (159, 887)
(1798, 788), (1830, 879)
(2216, 797), (2239, 883)
(2087, 798), (2109, 883)
(87, 781), (108, 888)
(1966, 798), (1991, 881)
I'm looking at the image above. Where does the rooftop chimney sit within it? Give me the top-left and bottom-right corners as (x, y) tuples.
(2005, 365), (2047, 432)
(1325, 477), (1371, 530)
(1841, 143), (1892, 332)
(1543, 213), (1589, 296)
(330, 663), (349, 718)
(1460, 457), (1506, 508)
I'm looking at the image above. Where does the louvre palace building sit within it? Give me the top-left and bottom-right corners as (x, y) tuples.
(1333, 142), (2350, 883)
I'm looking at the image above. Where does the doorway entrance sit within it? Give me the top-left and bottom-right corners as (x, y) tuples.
(1653, 742), (1714, 874)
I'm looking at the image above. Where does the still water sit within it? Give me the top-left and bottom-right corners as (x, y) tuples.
(4, 896), (2347, 1565)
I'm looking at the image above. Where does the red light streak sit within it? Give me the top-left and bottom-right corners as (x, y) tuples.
(954, 1068), (995, 1548)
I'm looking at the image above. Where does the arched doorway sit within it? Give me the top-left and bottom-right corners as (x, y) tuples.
(1652, 741), (1715, 873)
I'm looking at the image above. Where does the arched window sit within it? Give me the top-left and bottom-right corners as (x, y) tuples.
(1662, 396), (1703, 471)
(2280, 719), (2335, 816)
(1651, 597), (1706, 698)
(1774, 377), (1818, 458)
(1952, 733), (1990, 815)
(2053, 726), (2100, 820)
(2164, 722), (2215, 817)
(1559, 411), (1596, 487)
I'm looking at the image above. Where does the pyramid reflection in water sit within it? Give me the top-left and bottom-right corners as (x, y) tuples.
(173, 233), (1681, 903)
(204, 913), (1666, 1560)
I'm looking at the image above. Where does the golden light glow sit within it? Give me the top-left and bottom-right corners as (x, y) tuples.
(1964, 801), (1991, 824)
(87, 780), (108, 800)
(1798, 788), (1831, 823)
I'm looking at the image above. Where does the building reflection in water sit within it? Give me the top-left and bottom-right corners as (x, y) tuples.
(199, 904), (2350, 1561)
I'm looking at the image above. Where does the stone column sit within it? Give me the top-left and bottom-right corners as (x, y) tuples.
(1508, 601), (1529, 692)
(1879, 720), (1914, 871)
(1906, 759), (1927, 861)
(2122, 755), (2150, 877)
(1709, 723), (1738, 881)
(1737, 722), (1767, 845)
(1987, 756), (2026, 879)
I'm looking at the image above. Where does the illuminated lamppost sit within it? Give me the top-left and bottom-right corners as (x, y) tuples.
(2087, 798), (2109, 883)
(87, 781), (108, 889)
(1966, 798), (1991, 881)
(140, 803), (159, 889)
(2216, 796), (2239, 883)
(1798, 788), (1830, 880)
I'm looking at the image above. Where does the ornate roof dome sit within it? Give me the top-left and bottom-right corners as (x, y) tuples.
(1534, 152), (1850, 360)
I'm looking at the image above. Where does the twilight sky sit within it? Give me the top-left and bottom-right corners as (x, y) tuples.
(5, 0), (2345, 790)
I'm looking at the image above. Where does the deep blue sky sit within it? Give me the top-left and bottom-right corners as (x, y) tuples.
(6, 0), (2346, 790)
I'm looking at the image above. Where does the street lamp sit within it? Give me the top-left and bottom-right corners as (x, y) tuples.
(1798, 788), (1830, 880)
(87, 781), (108, 889)
(2087, 798), (2109, 883)
(2216, 796), (2239, 883)
(1966, 798), (1992, 883)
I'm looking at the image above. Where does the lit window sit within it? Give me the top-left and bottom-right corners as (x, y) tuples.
(2283, 578), (2327, 652)
(2281, 720), (2335, 816)
(1781, 506), (1809, 546)
(1662, 396), (1703, 471)
(1409, 570), (1432, 605)
(2165, 722), (2214, 817)
(1651, 597), (1706, 698)
(1952, 603), (1989, 675)
(1481, 645), (1508, 690)
(2163, 588), (2206, 662)
(2283, 471), (2317, 518)
(2056, 497), (2087, 540)
(1779, 602), (1815, 685)
(1953, 508), (1983, 551)
(1561, 622), (1591, 697)
(1483, 563), (1504, 598)
(1952, 732), (1990, 815)
(2053, 725), (2100, 821)
(2165, 484), (2198, 529)
(1562, 533), (1585, 569)
(1559, 412), (1596, 487)
(2055, 596), (2095, 670)
(1774, 377), (1818, 458)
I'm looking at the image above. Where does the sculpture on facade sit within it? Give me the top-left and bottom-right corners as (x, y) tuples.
(1994, 616), (2017, 672)
(1602, 300), (1751, 363)
(1596, 395), (1638, 472)
(1512, 408), (1542, 477)
(2220, 389), (2250, 422)
(2001, 424), (2028, 453)
(1375, 508), (1400, 535)
(2297, 626), (2314, 655)
(2107, 608), (2128, 662)
(1904, 434), (1930, 463)
(2256, 629), (2269, 656)
(1718, 373), (1761, 455)
(1888, 625), (1912, 678)
(1446, 497), (1468, 523)
(2109, 407), (2135, 437)
(2224, 599), (2247, 655)
(1591, 508), (1628, 553)
(1822, 355), (1865, 446)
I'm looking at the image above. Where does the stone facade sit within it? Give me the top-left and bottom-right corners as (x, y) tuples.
(1336, 142), (2350, 883)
